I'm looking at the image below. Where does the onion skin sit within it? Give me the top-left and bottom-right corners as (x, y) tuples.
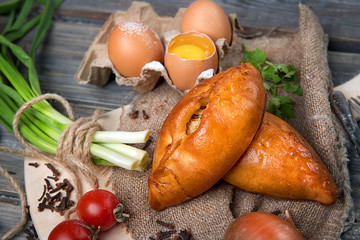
(223, 212), (304, 240)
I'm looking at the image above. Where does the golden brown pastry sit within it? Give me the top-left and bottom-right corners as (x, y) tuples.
(223, 112), (339, 205)
(148, 63), (267, 210)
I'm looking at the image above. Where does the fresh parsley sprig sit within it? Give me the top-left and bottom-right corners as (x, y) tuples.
(240, 44), (302, 119)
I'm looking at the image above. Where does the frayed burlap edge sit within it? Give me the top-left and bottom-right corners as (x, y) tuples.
(298, 3), (355, 235)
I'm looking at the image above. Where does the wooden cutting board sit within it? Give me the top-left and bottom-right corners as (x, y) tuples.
(24, 107), (134, 240)
(334, 73), (360, 99)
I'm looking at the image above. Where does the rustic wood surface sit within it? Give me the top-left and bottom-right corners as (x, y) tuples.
(0, 0), (359, 239)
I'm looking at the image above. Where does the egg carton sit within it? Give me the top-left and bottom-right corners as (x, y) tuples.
(74, 1), (240, 94)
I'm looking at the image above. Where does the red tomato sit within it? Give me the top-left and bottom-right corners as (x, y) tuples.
(76, 189), (129, 232)
(48, 219), (95, 240)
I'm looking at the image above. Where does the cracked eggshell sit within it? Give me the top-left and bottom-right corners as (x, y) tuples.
(164, 31), (219, 91)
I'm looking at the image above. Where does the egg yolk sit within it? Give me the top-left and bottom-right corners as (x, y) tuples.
(170, 44), (210, 60)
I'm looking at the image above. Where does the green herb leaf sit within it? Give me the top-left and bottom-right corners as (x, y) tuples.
(266, 96), (294, 119)
(269, 85), (277, 96)
(283, 70), (296, 80)
(263, 82), (271, 91)
(261, 65), (274, 82)
(281, 82), (303, 96)
(279, 101), (295, 119)
(241, 45), (266, 71)
(277, 64), (295, 74)
(240, 44), (302, 119)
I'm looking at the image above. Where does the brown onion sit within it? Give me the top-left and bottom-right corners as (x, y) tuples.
(223, 212), (304, 240)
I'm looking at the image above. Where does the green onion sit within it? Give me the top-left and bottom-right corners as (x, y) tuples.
(100, 143), (149, 163)
(0, 0), (22, 14)
(89, 144), (141, 171)
(92, 130), (151, 144)
(0, 0), (151, 171)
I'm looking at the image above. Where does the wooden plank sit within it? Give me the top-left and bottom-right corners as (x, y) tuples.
(0, 127), (25, 198)
(0, 203), (29, 240)
(329, 37), (360, 53)
(0, 154), (25, 196)
(328, 51), (360, 87)
(54, 0), (360, 51)
(219, 0), (360, 46)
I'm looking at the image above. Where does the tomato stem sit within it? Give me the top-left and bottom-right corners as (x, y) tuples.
(114, 203), (130, 222)
(75, 223), (100, 240)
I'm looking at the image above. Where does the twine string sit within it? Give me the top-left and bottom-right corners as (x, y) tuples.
(0, 93), (102, 239)
(56, 108), (103, 190)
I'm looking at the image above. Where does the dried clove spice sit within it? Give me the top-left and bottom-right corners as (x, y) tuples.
(151, 220), (194, 240)
(64, 179), (74, 191)
(142, 110), (149, 120)
(156, 220), (175, 229)
(45, 163), (60, 177)
(49, 183), (63, 194)
(28, 162), (39, 168)
(37, 164), (75, 216)
(38, 202), (54, 212)
(49, 192), (62, 203)
(128, 110), (139, 119)
(47, 175), (59, 181)
(175, 227), (193, 240)
(156, 230), (177, 240)
(38, 185), (46, 201)
(44, 178), (53, 191)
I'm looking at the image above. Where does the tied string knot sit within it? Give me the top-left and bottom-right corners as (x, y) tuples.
(0, 93), (102, 239)
(56, 108), (103, 190)
(12, 93), (100, 192)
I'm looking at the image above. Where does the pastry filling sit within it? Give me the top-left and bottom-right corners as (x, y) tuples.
(186, 104), (207, 135)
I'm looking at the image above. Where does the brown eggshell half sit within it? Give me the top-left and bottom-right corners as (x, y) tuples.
(164, 31), (218, 91)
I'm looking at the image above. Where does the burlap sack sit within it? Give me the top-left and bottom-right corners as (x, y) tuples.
(112, 4), (355, 239)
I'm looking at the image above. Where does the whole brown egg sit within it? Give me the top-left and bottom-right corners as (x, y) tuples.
(182, 0), (232, 45)
(108, 21), (164, 78)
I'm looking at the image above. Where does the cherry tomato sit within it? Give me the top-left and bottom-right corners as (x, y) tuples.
(48, 219), (96, 240)
(76, 189), (129, 232)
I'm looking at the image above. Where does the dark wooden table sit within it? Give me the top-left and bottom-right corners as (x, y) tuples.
(0, 0), (359, 239)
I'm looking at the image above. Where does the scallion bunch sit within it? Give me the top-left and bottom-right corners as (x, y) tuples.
(0, 0), (151, 171)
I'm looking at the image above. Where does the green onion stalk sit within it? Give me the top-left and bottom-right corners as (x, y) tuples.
(0, 0), (151, 171)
